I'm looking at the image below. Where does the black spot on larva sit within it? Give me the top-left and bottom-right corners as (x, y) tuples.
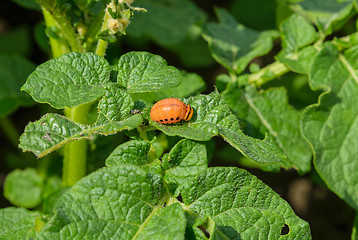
(170, 117), (174, 121)
(165, 119), (168, 122)
(159, 119), (163, 122)
(176, 117), (179, 120)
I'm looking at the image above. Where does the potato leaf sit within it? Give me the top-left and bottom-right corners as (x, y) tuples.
(222, 84), (312, 173)
(288, 0), (355, 35)
(277, 14), (319, 74)
(117, 51), (182, 93)
(37, 165), (168, 239)
(4, 168), (44, 208)
(181, 167), (311, 239)
(19, 113), (142, 157)
(0, 207), (41, 240)
(22, 52), (110, 109)
(202, 8), (279, 74)
(0, 54), (35, 117)
(105, 140), (152, 167)
(302, 43), (358, 209)
(163, 139), (207, 187)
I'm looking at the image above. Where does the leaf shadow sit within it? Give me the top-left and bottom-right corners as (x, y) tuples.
(217, 225), (241, 240)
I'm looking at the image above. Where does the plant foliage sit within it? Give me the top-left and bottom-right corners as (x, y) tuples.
(3, 0), (358, 239)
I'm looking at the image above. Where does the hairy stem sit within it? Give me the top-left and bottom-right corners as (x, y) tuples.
(62, 103), (92, 186)
(42, 8), (70, 57)
(42, 3), (88, 186)
(95, 8), (112, 56)
(246, 32), (358, 87)
(247, 61), (290, 87)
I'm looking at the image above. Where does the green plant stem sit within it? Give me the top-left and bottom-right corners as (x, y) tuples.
(95, 9), (112, 56)
(42, 8), (70, 57)
(42, 1), (114, 186)
(85, 11), (106, 52)
(0, 117), (19, 148)
(137, 127), (148, 141)
(62, 103), (92, 186)
(40, 0), (83, 52)
(42, 5), (87, 186)
(247, 61), (290, 87)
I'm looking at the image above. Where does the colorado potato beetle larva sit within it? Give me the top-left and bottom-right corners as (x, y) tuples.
(150, 98), (193, 124)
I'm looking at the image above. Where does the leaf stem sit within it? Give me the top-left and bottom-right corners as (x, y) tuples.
(85, 11), (106, 52)
(246, 32), (358, 87)
(0, 117), (19, 148)
(247, 61), (290, 87)
(137, 126), (148, 141)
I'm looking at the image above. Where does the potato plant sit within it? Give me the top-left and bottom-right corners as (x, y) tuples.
(1, 0), (358, 239)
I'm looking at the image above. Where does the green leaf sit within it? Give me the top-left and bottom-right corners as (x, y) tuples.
(0, 207), (40, 240)
(302, 43), (358, 209)
(105, 140), (151, 166)
(183, 212), (209, 240)
(277, 14), (319, 74)
(117, 51), (182, 93)
(38, 165), (166, 239)
(135, 203), (186, 240)
(151, 121), (219, 141)
(191, 91), (285, 164)
(0, 26), (31, 56)
(222, 84), (312, 173)
(278, 45), (318, 74)
(181, 167), (311, 239)
(19, 113), (142, 157)
(214, 208), (285, 239)
(127, 0), (206, 46)
(131, 72), (206, 103)
(163, 139), (207, 187)
(202, 8), (279, 73)
(97, 84), (134, 122)
(0, 54), (35, 117)
(280, 14), (318, 53)
(19, 114), (89, 157)
(11, 0), (41, 11)
(42, 177), (66, 215)
(93, 114), (143, 135)
(94, 83), (143, 135)
(151, 91), (285, 164)
(22, 52), (110, 109)
(3, 168), (44, 208)
(288, 0), (355, 35)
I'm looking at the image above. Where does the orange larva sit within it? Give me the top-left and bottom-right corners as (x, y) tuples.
(150, 98), (193, 124)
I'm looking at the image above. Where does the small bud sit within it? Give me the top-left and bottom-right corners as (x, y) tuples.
(118, 18), (130, 29)
(108, 19), (123, 33)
